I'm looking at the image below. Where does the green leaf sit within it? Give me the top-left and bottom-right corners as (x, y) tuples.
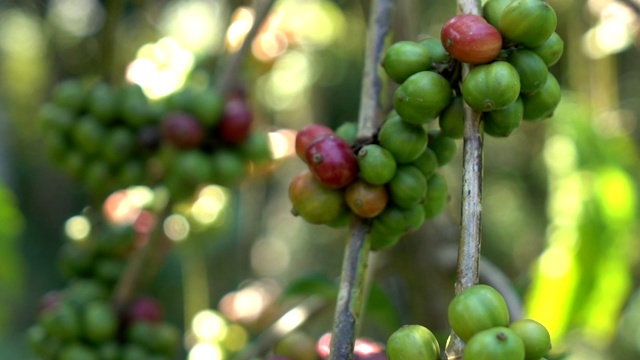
(280, 272), (338, 302)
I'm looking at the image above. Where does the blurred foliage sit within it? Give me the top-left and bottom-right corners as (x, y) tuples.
(0, 0), (639, 359)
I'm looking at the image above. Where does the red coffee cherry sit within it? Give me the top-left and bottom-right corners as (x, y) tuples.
(305, 135), (358, 189)
(441, 14), (503, 64)
(295, 124), (334, 162)
(218, 97), (253, 145)
(161, 112), (204, 149)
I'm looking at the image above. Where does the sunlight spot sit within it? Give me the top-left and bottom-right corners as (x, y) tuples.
(64, 215), (91, 241)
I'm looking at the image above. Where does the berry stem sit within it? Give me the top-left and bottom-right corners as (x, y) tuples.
(446, 0), (484, 358)
(215, 0), (276, 97)
(112, 206), (172, 312)
(330, 216), (372, 360)
(329, 1), (393, 359)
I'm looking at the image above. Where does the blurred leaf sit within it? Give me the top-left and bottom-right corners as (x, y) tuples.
(281, 272), (338, 302)
(363, 282), (401, 334)
(0, 184), (24, 335)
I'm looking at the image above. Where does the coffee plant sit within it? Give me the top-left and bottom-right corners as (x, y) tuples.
(22, 0), (571, 359)
(39, 80), (272, 202)
(286, 0), (562, 359)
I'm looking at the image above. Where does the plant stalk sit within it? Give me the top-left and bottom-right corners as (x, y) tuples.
(113, 206), (172, 312)
(215, 0), (276, 96)
(446, 0), (484, 358)
(329, 2), (393, 359)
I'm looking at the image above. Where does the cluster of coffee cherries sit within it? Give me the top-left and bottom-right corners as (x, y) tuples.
(386, 284), (552, 360)
(288, 119), (453, 250)
(27, 220), (181, 360)
(383, 0), (562, 139)
(38, 79), (272, 201)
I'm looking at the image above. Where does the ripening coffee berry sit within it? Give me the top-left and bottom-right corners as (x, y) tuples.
(295, 124), (334, 162)
(441, 14), (503, 64)
(289, 170), (348, 225)
(305, 135), (358, 189)
(345, 179), (388, 218)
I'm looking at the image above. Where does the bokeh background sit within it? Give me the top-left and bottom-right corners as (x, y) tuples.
(0, 0), (639, 359)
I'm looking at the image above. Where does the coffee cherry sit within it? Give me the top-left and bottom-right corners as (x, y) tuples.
(509, 319), (551, 360)
(52, 79), (86, 113)
(530, 32), (563, 67)
(462, 61), (521, 111)
(463, 327), (525, 360)
(120, 84), (154, 127)
(428, 130), (457, 166)
(295, 124), (334, 162)
(419, 38), (451, 64)
(87, 83), (118, 124)
(219, 97), (253, 145)
(161, 112), (205, 149)
(448, 284), (510, 342)
(378, 114), (427, 163)
(40, 301), (81, 341)
(147, 323), (181, 355)
(388, 165), (427, 208)
(345, 179), (388, 218)
(172, 150), (213, 188)
(412, 148), (439, 179)
(484, 97), (523, 137)
(373, 203), (425, 236)
(187, 88), (224, 127)
(394, 71), (452, 124)
(507, 49), (548, 95)
(305, 135), (358, 189)
(357, 144), (397, 185)
(58, 342), (100, 360)
(38, 103), (75, 132)
(72, 114), (107, 155)
(289, 170), (347, 225)
(383, 41), (433, 84)
(102, 127), (136, 165)
(483, 0), (514, 29)
(423, 173), (449, 219)
(240, 131), (273, 165)
(210, 149), (247, 186)
(369, 226), (401, 251)
(439, 96), (464, 139)
(335, 122), (358, 145)
(387, 325), (440, 360)
(441, 14), (503, 64)
(499, 0), (557, 47)
(522, 72), (560, 121)
(83, 301), (118, 343)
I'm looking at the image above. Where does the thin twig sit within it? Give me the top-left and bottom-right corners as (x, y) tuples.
(112, 207), (172, 312)
(328, 2), (393, 359)
(101, 0), (125, 83)
(215, 0), (276, 96)
(356, 0), (391, 138)
(330, 217), (372, 360)
(445, 0), (484, 358)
